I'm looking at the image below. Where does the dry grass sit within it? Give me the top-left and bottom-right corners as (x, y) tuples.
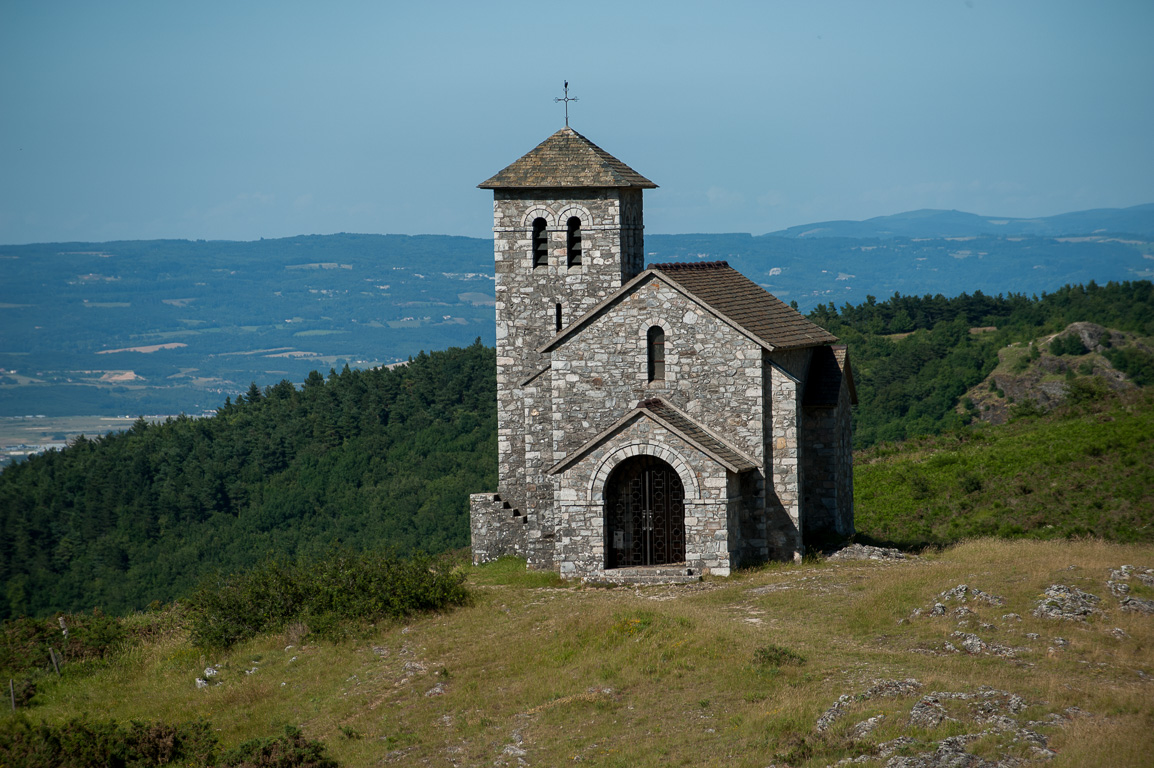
(15, 538), (1154, 767)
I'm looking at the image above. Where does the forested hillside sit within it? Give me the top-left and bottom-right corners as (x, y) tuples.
(810, 280), (1154, 446)
(2, 282), (1152, 620)
(0, 341), (495, 620)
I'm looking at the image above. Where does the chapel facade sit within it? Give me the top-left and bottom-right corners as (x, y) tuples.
(469, 127), (855, 580)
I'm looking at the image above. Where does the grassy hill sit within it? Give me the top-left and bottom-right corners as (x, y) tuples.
(4, 366), (1154, 765)
(854, 390), (1154, 548)
(5, 539), (1153, 767)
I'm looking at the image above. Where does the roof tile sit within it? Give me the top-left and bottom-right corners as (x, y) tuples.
(652, 261), (838, 350)
(478, 127), (657, 189)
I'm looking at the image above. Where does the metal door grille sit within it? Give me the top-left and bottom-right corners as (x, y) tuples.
(606, 455), (685, 568)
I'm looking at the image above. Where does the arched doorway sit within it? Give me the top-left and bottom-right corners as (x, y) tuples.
(605, 455), (685, 568)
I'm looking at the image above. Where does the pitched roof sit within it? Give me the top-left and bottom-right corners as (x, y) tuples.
(652, 262), (839, 350)
(636, 399), (758, 470)
(478, 127), (657, 190)
(541, 261), (838, 354)
(802, 345), (858, 407)
(548, 397), (759, 476)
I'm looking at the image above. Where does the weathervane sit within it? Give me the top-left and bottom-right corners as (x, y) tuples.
(554, 81), (578, 127)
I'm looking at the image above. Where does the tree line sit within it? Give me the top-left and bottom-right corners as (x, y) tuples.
(1, 281), (1151, 619)
(0, 340), (495, 620)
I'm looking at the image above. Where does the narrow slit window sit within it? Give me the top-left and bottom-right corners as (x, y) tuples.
(555, 303), (563, 332)
(532, 217), (547, 268)
(566, 217), (582, 267)
(647, 326), (665, 382)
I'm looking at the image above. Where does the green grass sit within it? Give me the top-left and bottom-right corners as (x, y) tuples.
(6, 538), (1153, 766)
(854, 390), (1154, 548)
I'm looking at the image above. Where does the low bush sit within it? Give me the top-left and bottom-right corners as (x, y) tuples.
(1, 608), (127, 679)
(0, 716), (216, 767)
(217, 725), (338, 768)
(752, 644), (807, 669)
(0, 718), (337, 767)
(187, 550), (469, 649)
(1050, 333), (1088, 356)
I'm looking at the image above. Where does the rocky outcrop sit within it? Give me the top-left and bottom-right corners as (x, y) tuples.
(961, 322), (1148, 425)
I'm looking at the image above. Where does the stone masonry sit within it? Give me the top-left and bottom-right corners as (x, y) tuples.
(470, 127), (855, 580)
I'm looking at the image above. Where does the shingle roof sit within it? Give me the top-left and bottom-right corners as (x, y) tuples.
(548, 397), (759, 476)
(651, 261), (839, 350)
(478, 127), (657, 190)
(636, 399), (758, 471)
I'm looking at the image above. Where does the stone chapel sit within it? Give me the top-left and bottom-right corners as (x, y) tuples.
(469, 127), (856, 580)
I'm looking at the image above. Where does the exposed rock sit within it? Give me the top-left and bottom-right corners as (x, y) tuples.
(950, 632), (1020, 658)
(940, 584), (971, 602)
(868, 679), (925, 699)
(1110, 565), (1134, 581)
(850, 714), (886, 740)
(816, 678), (922, 732)
(885, 734), (997, 768)
(1112, 627), (1130, 639)
(1120, 597), (1154, 614)
(828, 543), (908, 562)
(1033, 584), (1100, 620)
(908, 697), (953, 728)
(1109, 580), (1131, 597)
(954, 632), (987, 655)
(878, 737), (919, 757)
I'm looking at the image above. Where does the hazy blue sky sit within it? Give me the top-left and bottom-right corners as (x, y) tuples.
(2, 1), (1152, 244)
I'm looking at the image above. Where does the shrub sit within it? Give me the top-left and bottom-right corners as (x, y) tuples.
(187, 550), (469, 649)
(1104, 346), (1154, 386)
(1050, 333), (1088, 356)
(0, 716), (217, 767)
(1065, 376), (1109, 405)
(217, 726), (337, 768)
(1, 609), (128, 679)
(958, 471), (983, 494)
(752, 643), (807, 668)
(907, 471), (934, 500)
(1009, 398), (1046, 420)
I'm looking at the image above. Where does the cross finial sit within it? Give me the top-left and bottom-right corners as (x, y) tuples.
(554, 81), (578, 127)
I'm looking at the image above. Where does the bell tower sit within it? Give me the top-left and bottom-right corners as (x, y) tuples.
(477, 128), (657, 559)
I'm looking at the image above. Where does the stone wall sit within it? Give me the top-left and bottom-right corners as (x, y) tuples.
(469, 492), (528, 564)
(800, 362), (855, 541)
(490, 187), (643, 542)
(765, 347), (811, 561)
(552, 416), (745, 578)
(550, 277), (767, 464)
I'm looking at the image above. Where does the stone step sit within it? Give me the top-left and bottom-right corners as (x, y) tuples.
(593, 565), (702, 585)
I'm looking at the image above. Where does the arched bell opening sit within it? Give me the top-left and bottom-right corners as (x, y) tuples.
(604, 454), (685, 569)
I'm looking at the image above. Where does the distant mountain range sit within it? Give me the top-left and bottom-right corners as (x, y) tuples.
(2, 205), (1152, 420)
(766, 203), (1154, 239)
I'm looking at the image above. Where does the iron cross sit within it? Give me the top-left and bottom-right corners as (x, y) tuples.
(554, 81), (578, 127)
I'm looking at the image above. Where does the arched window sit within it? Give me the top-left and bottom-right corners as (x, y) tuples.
(647, 326), (665, 382)
(555, 303), (563, 332)
(532, 217), (547, 268)
(566, 216), (582, 267)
